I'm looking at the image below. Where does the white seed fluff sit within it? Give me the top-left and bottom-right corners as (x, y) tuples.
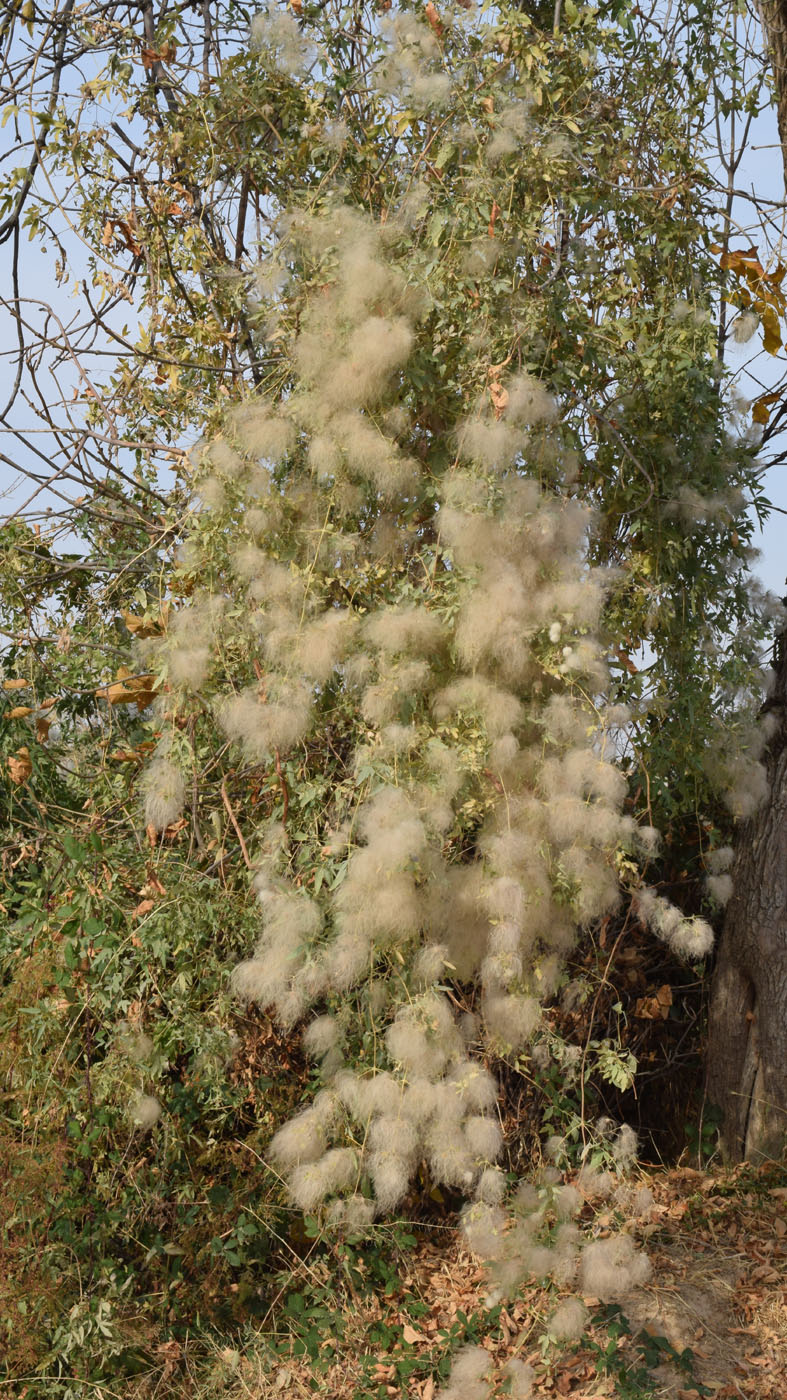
(579, 1234), (652, 1301)
(129, 1093), (162, 1130)
(141, 758), (186, 832)
(548, 1296), (588, 1341)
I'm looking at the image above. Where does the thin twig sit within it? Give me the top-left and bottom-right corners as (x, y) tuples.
(274, 748), (289, 826)
(220, 778), (251, 869)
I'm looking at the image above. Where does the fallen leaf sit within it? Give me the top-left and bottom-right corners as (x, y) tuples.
(132, 899), (155, 920)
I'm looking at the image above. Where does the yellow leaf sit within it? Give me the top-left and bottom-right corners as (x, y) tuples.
(760, 304), (782, 354)
(752, 280), (787, 314)
(752, 389), (780, 426)
(96, 682), (131, 704)
(3, 678), (28, 692)
(393, 110), (414, 135)
(720, 246), (761, 275)
(7, 706), (33, 718)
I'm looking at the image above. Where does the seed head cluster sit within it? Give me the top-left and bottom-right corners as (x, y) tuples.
(139, 199), (703, 1344)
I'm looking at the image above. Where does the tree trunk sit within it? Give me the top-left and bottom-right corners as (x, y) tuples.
(706, 631), (787, 1163)
(759, 0), (787, 189)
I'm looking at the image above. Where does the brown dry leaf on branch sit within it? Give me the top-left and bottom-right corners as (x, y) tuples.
(634, 983), (673, 1019)
(7, 747), (32, 784)
(424, 2), (443, 38)
(489, 381), (509, 418)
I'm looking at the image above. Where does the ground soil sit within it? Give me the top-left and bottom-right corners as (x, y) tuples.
(122, 1160), (786, 1399)
(234, 1161), (787, 1400)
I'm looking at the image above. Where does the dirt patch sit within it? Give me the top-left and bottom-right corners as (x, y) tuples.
(623, 1240), (746, 1394)
(620, 1164), (787, 1398)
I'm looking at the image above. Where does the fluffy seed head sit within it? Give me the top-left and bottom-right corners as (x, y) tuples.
(130, 1093), (162, 1130)
(303, 1015), (341, 1059)
(440, 1344), (492, 1400)
(504, 1358), (534, 1398)
(548, 1296), (588, 1341)
(289, 1148), (358, 1211)
(142, 758), (186, 833)
(579, 1234), (652, 1301)
(368, 1150), (411, 1212)
(269, 1108), (326, 1168)
(464, 1114), (503, 1163)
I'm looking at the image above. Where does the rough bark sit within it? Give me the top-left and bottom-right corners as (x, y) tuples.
(759, 0), (787, 189)
(706, 631), (787, 1162)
